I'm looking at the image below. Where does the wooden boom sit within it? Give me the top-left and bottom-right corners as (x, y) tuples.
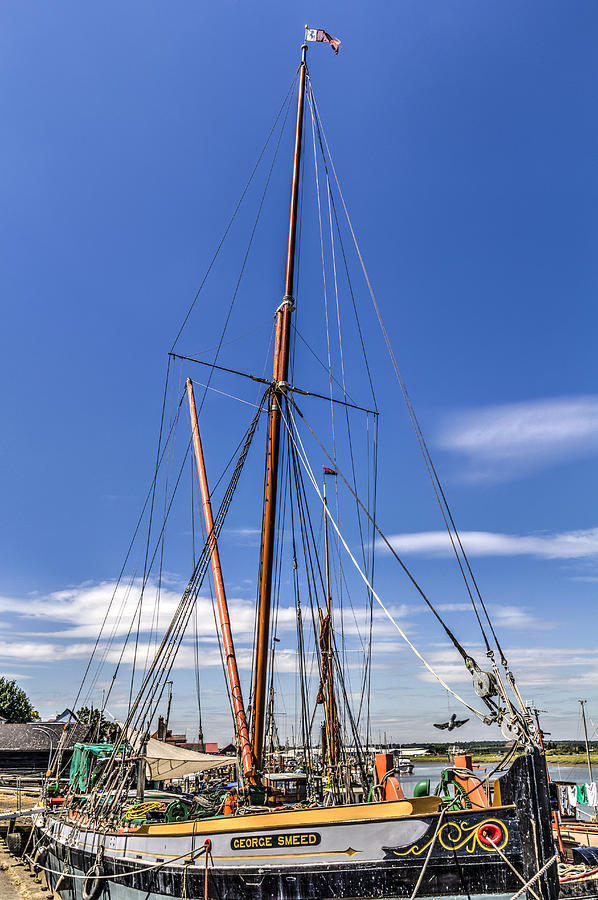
(186, 377), (254, 778)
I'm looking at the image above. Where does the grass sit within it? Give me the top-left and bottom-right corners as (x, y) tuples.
(418, 752), (598, 766)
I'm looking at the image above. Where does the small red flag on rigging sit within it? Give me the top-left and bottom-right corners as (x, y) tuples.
(323, 467), (337, 476)
(305, 27), (341, 55)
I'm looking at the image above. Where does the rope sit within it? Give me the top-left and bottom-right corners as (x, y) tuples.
(559, 862), (598, 883)
(508, 854), (558, 900)
(485, 834), (542, 900)
(307, 80), (519, 676)
(286, 394), (481, 672)
(170, 73), (298, 350)
(26, 841), (211, 882)
(281, 400), (487, 721)
(69, 397), (266, 824)
(410, 807), (447, 899)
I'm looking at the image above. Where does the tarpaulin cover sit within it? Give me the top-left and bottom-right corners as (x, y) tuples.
(143, 738), (236, 780)
(125, 725), (236, 780)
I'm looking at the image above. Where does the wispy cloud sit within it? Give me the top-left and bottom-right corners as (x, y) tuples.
(0, 579), (407, 679)
(491, 604), (555, 631)
(417, 644), (598, 689)
(439, 395), (598, 481)
(0, 580), (293, 641)
(382, 527), (598, 559)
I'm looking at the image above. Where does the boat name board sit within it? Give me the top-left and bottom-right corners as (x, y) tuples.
(231, 831), (321, 850)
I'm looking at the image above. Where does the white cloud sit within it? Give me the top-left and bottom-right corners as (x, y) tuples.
(439, 395), (598, 480)
(491, 605), (555, 631)
(0, 578), (408, 682)
(0, 640), (96, 660)
(0, 580), (294, 641)
(382, 527), (598, 559)
(417, 644), (598, 692)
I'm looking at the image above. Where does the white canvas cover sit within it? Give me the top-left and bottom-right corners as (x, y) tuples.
(144, 738), (236, 780)
(124, 725), (236, 780)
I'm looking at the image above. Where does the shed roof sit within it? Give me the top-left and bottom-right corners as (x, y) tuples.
(0, 722), (90, 751)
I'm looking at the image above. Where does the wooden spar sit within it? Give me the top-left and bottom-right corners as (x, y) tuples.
(185, 378), (254, 778)
(251, 45), (308, 770)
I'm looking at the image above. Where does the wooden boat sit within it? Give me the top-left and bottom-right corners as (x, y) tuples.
(31, 31), (559, 900)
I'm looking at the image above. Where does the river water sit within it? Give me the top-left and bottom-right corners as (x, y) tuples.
(402, 761), (597, 814)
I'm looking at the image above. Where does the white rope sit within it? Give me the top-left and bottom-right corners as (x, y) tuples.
(409, 807), (447, 899)
(508, 854), (558, 900)
(281, 401), (487, 722)
(27, 843), (210, 882)
(486, 835), (542, 900)
(306, 80), (537, 734)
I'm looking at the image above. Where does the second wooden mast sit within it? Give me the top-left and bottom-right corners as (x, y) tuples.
(251, 44), (308, 771)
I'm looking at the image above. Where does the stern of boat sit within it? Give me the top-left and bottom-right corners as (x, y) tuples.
(497, 748), (559, 900)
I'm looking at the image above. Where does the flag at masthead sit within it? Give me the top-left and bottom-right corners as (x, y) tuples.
(305, 26), (341, 55)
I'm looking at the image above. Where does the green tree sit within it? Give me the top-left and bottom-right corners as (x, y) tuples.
(0, 678), (38, 723)
(76, 706), (109, 740)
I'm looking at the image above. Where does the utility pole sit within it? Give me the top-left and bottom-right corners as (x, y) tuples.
(530, 705), (565, 859)
(580, 699), (593, 783)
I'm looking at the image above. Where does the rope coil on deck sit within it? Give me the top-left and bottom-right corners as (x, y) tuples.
(559, 862), (598, 883)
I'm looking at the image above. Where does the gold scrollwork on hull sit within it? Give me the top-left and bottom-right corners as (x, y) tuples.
(390, 819), (509, 857)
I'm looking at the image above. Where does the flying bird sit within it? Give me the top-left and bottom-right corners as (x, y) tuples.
(433, 713), (469, 731)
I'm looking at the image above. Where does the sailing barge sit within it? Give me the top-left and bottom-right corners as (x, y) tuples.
(32, 35), (558, 900)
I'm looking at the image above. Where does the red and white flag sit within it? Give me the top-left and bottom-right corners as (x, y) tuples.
(305, 27), (341, 55)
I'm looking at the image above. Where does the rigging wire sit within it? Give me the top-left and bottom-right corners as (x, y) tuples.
(83, 395), (268, 820)
(281, 398), (488, 721)
(307, 80), (514, 672)
(73, 356), (177, 712)
(170, 72), (299, 351)
(285, 394), (478, 670)
(307, 82), (380, 742)
(189, 377), (266, 409)
(77, 75), (297, 725)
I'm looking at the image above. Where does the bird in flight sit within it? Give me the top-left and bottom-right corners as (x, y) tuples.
(433, 713), (469, 731)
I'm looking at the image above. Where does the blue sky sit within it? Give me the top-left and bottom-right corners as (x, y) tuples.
(1, 1), (597, 746)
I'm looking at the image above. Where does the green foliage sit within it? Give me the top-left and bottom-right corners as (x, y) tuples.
(0, 678), (38, 723)
(76, 706), (109, 740)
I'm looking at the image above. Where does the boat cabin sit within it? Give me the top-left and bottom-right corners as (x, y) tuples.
(263, 771), (308, 805)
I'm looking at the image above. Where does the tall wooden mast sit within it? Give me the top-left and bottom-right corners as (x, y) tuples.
(251, 44), (308, 770)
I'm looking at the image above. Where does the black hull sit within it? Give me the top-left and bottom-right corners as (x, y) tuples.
(43, 843), (526, 900)
(37, 751), (558, 900)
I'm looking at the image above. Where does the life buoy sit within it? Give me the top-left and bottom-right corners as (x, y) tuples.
(81, 863), (103, 900)
(478, 822), (504, 847)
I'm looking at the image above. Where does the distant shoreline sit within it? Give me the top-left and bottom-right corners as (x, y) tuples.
(418, 753), (598, 766)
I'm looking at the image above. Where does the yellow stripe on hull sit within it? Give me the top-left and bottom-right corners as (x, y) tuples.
(139, 796), (442, 837)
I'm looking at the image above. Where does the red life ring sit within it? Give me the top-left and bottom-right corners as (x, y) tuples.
(478, 822), (504, 847)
